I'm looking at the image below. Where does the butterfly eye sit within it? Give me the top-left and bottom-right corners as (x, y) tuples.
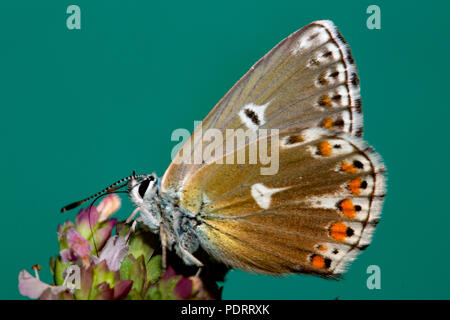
(138, 178), (152, 198)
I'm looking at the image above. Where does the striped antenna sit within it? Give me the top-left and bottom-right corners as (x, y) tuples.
(60, 171), (149, 213)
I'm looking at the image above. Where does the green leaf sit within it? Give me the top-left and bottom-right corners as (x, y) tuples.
(145, 285), (160, 300)
(73, 265), (94, 300)
(159, 277), (181, 300)
(129, 255), (147, 294)
(89, 261), (116, 299)
(116, 222), (130, 238)
(146, 255), (162, 284)
(126, 288), (143, 300)
(50, 256), (70, 286)
(128, 230), (155, 262)
(119, 254), (147, 295)
(119, 254), (134, 280)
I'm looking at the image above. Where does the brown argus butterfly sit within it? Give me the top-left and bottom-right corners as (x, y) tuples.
(63, 20), (386, 278)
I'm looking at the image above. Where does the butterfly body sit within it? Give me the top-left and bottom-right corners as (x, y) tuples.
(85, 20), (387, 278)
(127, 174), (204, 266)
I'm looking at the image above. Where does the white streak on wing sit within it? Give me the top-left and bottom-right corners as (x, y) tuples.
(251, 183), (290, 209)
(306, 197), (339, 209)
(292, 26), (330, 55)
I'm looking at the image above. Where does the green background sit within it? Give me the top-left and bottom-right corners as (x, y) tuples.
(1, 0), (449, 299)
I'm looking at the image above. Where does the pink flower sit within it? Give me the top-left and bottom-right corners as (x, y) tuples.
(67, 228), (91, 265)
(92, 233), (130, 271)
(75, 206), (100, 240)
(97, 194), (121, 222)
(91, 218), (117, 251)
(18, 267), (68, 300)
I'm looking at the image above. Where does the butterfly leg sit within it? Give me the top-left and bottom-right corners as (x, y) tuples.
(195, 266), (202, 278)
(160, 224), (168, 270)
(126, 207), (139, 224)
(177, 245), (204, 267)
(125, 220), (138, 242)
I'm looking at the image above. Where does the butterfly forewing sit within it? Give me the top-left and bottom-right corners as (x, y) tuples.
(162, 20), (362, 194)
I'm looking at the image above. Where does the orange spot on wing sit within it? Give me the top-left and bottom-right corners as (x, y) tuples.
(323, 117), (333, 128)
(318, 141), (332, 156)
(348, 177), (362, 195)
(318, 245), (328, 252)
(319, 94), (332, 106)
(330, 222), (348, 242)
(341, 161), (357, 174)
(339, 199), (356, 218)
(311, 255), (325, 269)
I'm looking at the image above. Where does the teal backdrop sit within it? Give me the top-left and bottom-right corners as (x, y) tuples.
(1, 0), (449, 299)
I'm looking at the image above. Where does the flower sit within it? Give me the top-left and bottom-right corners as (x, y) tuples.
(72, 200), (117, 251)
(91, 227), (132, 271)
(67, 228), (91, 266)
(96, 194), (121, 222)
(18, 196), (227, 299)
(18, 266), (68, 300)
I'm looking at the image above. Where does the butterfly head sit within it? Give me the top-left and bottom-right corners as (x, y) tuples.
(128, 173), (159, 204)
(126, 173), (164, 233)
(60, 171), (158, 213)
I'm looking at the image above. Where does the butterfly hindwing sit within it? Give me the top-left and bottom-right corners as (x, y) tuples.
(186, 128), (385, 276)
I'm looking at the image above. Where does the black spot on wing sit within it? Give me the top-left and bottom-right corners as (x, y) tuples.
(244, 108), (260, 125)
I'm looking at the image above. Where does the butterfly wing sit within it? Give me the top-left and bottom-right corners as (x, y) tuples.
(160, 21), (386, 276)
(162, 20), (362, 194)
(178, 128), (385, 276)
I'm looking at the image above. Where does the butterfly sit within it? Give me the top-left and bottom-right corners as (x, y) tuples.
(62, 20), (386, 278)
